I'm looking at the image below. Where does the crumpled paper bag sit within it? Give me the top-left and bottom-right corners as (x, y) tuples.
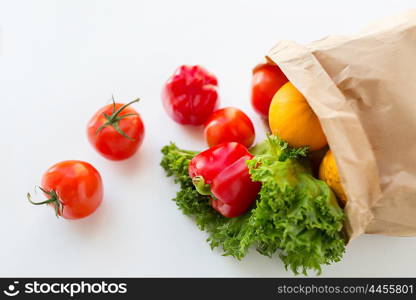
(267, 9), (416, 239)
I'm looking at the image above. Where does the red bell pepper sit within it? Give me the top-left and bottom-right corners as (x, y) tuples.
(162, 65), (219, 125)
(188, 142), (261, 218)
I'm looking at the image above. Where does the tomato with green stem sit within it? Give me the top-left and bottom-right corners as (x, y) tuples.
(87, 97), (145, 161)
(27, 160), (103, 219)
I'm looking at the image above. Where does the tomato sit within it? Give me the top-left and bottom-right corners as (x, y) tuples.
(162, 65), (219, 125)
(204, 107), (255, 148)
(251, 63), (288, 118)
(28, 160), (103, 219)
(87, 98), (145, 161)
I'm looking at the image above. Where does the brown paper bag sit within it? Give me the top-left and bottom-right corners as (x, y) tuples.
(267, 9), (416, 240)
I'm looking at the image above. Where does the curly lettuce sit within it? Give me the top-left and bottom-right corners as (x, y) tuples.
(160, 136), (346, 275)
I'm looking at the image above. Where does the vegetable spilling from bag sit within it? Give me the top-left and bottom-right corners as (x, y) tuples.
(160, 57), (347, 276)
(161, 10), (416, 275)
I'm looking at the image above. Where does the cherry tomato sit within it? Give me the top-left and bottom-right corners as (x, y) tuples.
(28, 160), (103, 219)
(87, 98), (145, 161)
(251, 63), (288, 118)
(204, 107), (255, 148)
(162, 65), (219, 125)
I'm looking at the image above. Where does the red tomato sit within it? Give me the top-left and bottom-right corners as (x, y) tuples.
(204, 107), (255, 148)
(87, 98), (145, 161)
(28, 160), (103, 219)
(251, 63), (288, 118)
(162, 65), (219, 125)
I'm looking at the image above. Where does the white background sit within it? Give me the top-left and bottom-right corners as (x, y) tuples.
(1, 0), (416, 277)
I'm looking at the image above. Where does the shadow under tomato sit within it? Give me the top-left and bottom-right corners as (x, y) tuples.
(114, 148), (147, 176)
(64, 200), (110, 239)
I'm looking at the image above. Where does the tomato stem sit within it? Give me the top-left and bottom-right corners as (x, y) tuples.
(27, 186), (64, 218)
(95, 97), (141, 140)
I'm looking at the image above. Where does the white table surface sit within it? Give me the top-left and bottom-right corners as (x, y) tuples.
(1, 0), (416, 277)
